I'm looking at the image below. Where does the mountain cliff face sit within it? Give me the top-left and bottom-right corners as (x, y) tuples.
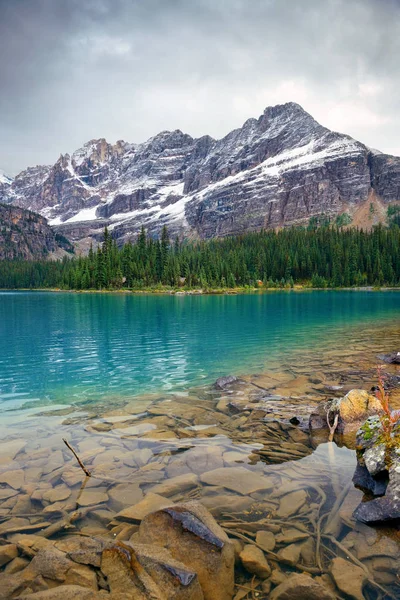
(1, 103), (400, 243)
(0, 204), (73, 260)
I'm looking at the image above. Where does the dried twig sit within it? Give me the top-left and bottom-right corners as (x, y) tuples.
(63, 438), (91, 477)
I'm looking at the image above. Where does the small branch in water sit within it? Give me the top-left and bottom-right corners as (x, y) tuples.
(326, 409), (339, 442)
(63, 438), (91, 477)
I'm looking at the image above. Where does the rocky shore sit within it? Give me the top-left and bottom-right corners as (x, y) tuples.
(0, 342), (400, 599)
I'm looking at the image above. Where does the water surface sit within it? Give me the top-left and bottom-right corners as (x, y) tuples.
(0, 291), (399, 415)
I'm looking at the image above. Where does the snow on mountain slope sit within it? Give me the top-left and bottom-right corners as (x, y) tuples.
(1, 102), (400, 243)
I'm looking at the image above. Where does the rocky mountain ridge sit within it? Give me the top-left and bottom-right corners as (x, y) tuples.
(0, 203), (73, 260)
(1, 102), (400, 244)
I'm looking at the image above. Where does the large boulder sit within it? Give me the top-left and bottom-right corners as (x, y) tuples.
(138, 501), (234, 600)
(309, 389), (382, 433)
(353, 415), (400, 523)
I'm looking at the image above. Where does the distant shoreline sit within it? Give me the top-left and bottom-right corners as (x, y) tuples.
(1, 286), (400, 295)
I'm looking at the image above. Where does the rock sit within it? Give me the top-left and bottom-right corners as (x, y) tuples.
(356, 535), (399, 560)
(42, 484), (72, 503)
(353, 414), (400, 523)
(0, 543), (18, 566)
(185, 447), (224, 475)
(29, 547), (74, 581)
(4, 556), (30, 574)
(255, 530), (275, 552)
(352, 462), (388, 496)
(77, 489), (108, 507)
(276, 490), (307, 518)
(115, 492), (172, 523)
(215, 376), (238, 389)
(13, 586), (100, 599)
(56, 537), (108, 567)
(299, 537), (316, 567)
(199, 493), (254, 516)
(0, 438), (26, 464)
(310, 389), (382, 433)
(108, 483), (143, 511)
(239, 544), (271, 579)
(275, 528), (309, 544)
(101, 544), (165, 599)
(139, 501), (234, 600)
(377, 351), (400, 364)
(277, 543), (301, 566)
(330, 557), (367, 600)
(150, 473), (198, 497)
(270, 569), (288, 586)
(200, 467), (274, 495)
(126, 541), (204, 600)
(0, 469), (25, 489)
(65, 564), (99, 590)
(270, 573), (335, 600)
(0, 487), (19, 500)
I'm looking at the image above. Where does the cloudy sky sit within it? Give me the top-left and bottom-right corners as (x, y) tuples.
(1, 0), (399, 174)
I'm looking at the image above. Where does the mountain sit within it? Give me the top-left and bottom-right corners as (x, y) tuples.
(2, 103), (400, 244)
(0, 203), (73, 260)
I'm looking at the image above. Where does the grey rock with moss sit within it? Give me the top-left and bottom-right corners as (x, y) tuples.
(353, 414), (400, 523)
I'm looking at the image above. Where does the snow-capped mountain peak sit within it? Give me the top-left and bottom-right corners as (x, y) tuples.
(1, 103), (399, 243)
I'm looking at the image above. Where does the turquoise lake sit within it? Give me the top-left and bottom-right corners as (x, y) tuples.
(0, 291), (399, 416)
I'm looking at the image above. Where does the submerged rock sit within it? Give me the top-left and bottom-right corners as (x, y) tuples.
(138, 501), (234, 600)
(270, 573), (335, 600)
(239, 544), (271, 578)
(101, 540), (203, 600)
(377, 351), (400, 364)
(214, 376), (238, 389)
(330, 557), (366, 600)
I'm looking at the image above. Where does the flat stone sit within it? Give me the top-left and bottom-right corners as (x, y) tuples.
(77, 489), (108, 507)
(277, 543), (301, 566)
(186, 446), (224, 475)
(150, 473), (198, 497)
(0, 439), (26, 464)
(29, 547), (74, 582)
(13, 586), (100, 599)
(240, 544), (271, 579)
(275, 527), (309, 544)
(276, 490), (307, 518)
(0, 469), (25, 490)
(115, 492), (172, 523)
(357, 535), (399, 560)
(199, 494), (254, 516)
(200, 467), (274, 495)
(0, 487), (19, 501)
(330, 557), (367, 600)
(0, 544), (18, 567)
(55, 537), (107, 567)
(65, 564), (98, 590)
(256, 530), (276, 552)
(4, 556), (30, 574)
(108, 483), (144, 511)
(42, 484), (71, 503)
(270, 573), (335, 600)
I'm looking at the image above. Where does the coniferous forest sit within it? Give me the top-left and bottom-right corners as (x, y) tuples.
(1, 223), (400, 290)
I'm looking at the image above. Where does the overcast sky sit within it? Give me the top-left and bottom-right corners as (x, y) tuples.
(1, 0), (399, 175)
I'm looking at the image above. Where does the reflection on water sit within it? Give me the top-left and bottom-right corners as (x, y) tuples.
(0, 291), (400, 413)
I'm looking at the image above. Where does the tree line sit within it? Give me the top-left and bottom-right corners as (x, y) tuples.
(1, 223), (400, 290)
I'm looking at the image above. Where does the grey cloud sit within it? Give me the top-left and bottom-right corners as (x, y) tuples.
(0, 0), (399, 174)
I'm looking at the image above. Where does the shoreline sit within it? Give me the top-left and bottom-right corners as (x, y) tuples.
(1, 285), (400, 295)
